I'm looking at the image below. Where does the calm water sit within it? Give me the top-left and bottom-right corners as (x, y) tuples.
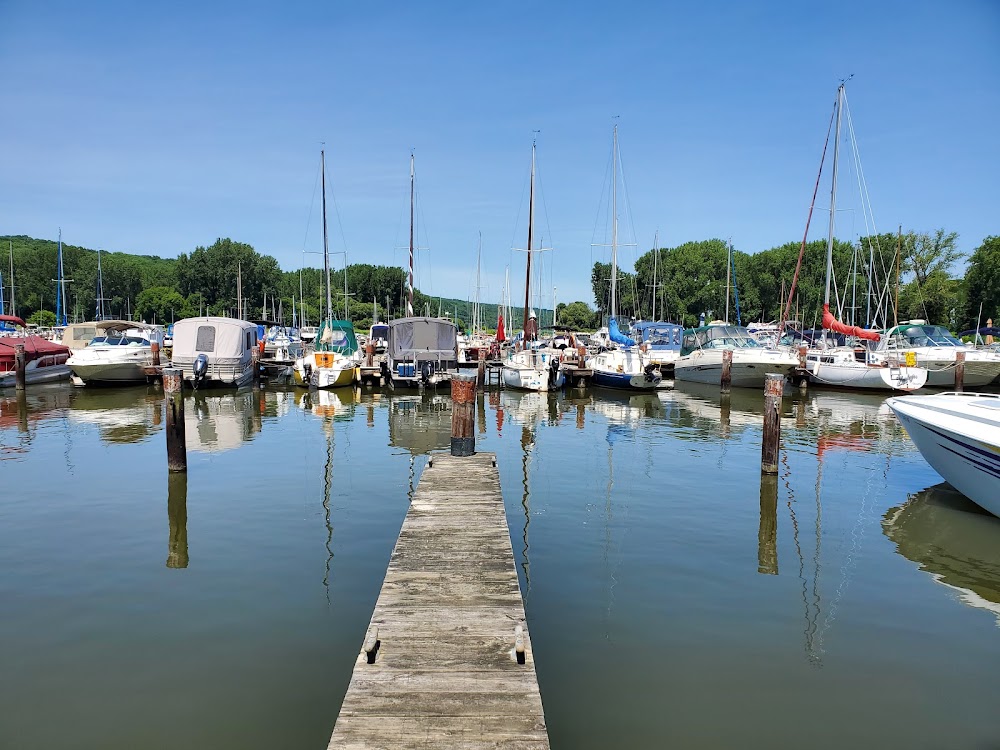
(2, 381), (999, 749)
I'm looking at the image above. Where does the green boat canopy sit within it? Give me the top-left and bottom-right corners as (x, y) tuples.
(315, 319), (359, 355)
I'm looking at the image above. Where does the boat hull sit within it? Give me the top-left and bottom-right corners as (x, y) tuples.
(889, 394), (1000, 517)
(917, 355), (1000, 388)
(674, 350), (798, 388)
(590, 368), (660, 390)
(68, 360), (150, 384)
(808, 359), (927, 391)
(501, 365), (564, 392)
(0, 364), (72, 388)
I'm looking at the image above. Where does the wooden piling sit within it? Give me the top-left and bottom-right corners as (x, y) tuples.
(451, 371), (477, 457)
(955, 349), (965, 392)
(151, 340), (161, 367)
(163, 367), (187, 472)
(721, 348), (732, 391)
(327, 452), (548, 749)
(14, 344), (26, 391)
(758, 474), (778, 575)
(166, 472), (189, 569)
(761, 373), (783, 475)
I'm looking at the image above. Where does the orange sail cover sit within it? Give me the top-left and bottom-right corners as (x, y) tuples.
(822, 303), (881, 342)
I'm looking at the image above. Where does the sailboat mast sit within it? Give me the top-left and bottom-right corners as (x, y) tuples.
(475, 231), (482, 337)
(8, 240), (14, 318)
(894, 224), (902, 326)
(321, 149), (332, 321)
(652, 230), (658, 322)
(96, 246), (106, 320)
(725, 238), (731, 323)
(523, 141), (535, 336)
(824, 84), (845, 308)
(407, 153), (415, 317)
(237, 261), (242, 318)
(610, 125), (618, 320)
(55, 228), (67, 326)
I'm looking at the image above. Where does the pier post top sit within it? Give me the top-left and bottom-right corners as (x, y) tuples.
(452, 371), (478, 383)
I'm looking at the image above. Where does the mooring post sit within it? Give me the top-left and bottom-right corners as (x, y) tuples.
(758, 474), (778, 575)
(166, 472), (189, 569)
(14, 344), (26, 391)
(761, 373), (783, 475)
(151, 340), (161, 367)
(721, 348), (732, 392)
(251, 347), (261, 388)
(366, 342), (374, 367)
(797, 345), (808, 391)
(450, 371), (477, 457)
(163, 367), (187, 472)
(955, 349), (965, 392)
(477, 348), (486, 390)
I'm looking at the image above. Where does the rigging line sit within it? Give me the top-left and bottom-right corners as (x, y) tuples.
(301, 156), (322, 254)
(780, 98), (837, 337)
(781, 448), (815, 665)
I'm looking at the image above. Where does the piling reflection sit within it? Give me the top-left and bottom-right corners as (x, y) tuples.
(166, 473), (189, 569)
(883, 483), (1000, 623)
(758, 475), (778, 575)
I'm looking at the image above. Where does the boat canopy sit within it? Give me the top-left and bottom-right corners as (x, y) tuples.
(316, 319), (358, 355)
(957, 326), (1000, 338)
(631, 321), (683, 349)
(387, 316), (457, 361)
(370, 324), (390, 340)
(608, 317), (636, 347)
(882, 324), (964, 348)
(171, 317), (258, 365)
(0, 335), (69, 365)
(0, 315), (26, 328)
(681, 325), (763, 356)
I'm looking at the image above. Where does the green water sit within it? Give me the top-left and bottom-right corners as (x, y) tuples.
(1, 383), (998, 749)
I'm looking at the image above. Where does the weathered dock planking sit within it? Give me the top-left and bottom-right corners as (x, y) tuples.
(328, 451), (549, 750)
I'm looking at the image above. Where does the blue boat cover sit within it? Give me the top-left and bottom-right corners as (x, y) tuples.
(608, 317), (636, 347)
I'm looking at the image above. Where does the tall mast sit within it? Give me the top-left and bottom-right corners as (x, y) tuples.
(475, 231), (482, 337)
(407, 153), (415, 317)
(8, 240), (14, 318)
(893, 224), (902, 326)
(321, 149), (332, 320)
(96, 246), (106, 321)
(55, 228), (67, 326)
(523, 141), (535, 336)
(610, 125), (618, 320)
(725, 238), (731, 323)
(237, 261), (242, 318)
(824, 84), (845, 307)
(652, 230), (658, 322)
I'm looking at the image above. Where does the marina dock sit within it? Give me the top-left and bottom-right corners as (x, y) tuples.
(328, 451), (549, 749)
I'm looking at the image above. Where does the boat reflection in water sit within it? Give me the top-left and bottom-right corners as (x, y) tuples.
(883, 483), (1000, 624)
(0, 385), (72, 440)
(67, 387), (164, 444)
(387, 393), (452, 456)
(186, 390), (265, 453)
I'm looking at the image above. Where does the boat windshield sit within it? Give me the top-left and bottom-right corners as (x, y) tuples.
(681, 326), (761, 355)
(643, 327), (682, 347)
(888, 325), (963, 348)
(90, 335), (147, 346)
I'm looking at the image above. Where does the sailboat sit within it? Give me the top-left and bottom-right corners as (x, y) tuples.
(586, 125), (661, 390)
(292, 149), (360, 389)
(501, 140), (566, 392)
(799, 83), (926, 392)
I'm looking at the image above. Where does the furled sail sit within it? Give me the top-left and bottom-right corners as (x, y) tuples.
(821, 303), (880, 342)
(608, 317), (637, 347)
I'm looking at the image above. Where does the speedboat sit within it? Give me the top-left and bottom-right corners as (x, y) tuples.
(630, 321), (683, 376)
(879, 321), (1000, 388)
(0, 315), (71, 388)
(67, 320), (165, 385)
(502, 346), (564, 391)
(888, 392), (1000, 517)
(673, 324), (798, 388)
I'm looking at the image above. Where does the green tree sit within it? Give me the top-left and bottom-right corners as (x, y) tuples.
(962, 235), (1000, 329)
(28, 309), (56, 327)
(556, 301), (598, 330)
(136, 286), (189, 324)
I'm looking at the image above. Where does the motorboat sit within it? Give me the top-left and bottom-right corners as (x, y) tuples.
(386, 316), (457, 389)
(0, 315), (71, 388)
(171, 316), (259, 388)
(300, 325), (318, 344)
(502, 346), (564, 391)
(879, 321), (1000, 388)
(673, 324), (798, 388)
(66, 320), (165, 385)
(293, 319), (360, 389)
(254, 321), (303, 379)
(888, 392), (1000, 517)
(369, 323), (389, 354)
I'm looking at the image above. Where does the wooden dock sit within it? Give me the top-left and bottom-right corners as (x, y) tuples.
(328, 451), (549, 749)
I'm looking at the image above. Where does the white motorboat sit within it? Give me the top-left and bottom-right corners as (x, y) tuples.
(0, 315), (72, 388)
(502, 346), (564, 391)
(171, 316), (259, 388)
(67, 320), (164, 385)
(879, 322), (1000, 387)
(888, 392), (1000, 517)
(674, 324), (798, 388)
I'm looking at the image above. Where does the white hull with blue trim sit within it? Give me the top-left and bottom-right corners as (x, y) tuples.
(588, 349), (661, 391)
(888, 392), (1000, 518)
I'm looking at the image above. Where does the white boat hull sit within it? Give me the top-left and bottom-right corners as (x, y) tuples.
(674, 349), (798, 388)
(915, 355), (1000, 388)
(68, 360), (150, 383)
(501, 365), (564, 391)
(0, 364), (72, 388)
(889, 394), (1000, 517)
(808, 358), (927, 392)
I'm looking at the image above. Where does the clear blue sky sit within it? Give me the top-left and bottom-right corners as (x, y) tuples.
(2, 0), (997, 308)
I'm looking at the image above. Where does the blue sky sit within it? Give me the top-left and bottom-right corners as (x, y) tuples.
(1, 0), (997, 308)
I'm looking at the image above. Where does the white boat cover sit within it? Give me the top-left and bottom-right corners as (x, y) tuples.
(171, 317), (257, 365)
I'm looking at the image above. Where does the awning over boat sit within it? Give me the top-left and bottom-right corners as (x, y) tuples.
(0, 335), (70, 364)
(0, 315), (26, 328)
(388, 317), (457, 360)
(822, 303), (880, 342)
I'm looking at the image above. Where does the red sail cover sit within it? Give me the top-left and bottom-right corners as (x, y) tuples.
(0, 336), (71, 368)
(822, 303), (881, 342)
(496, 313), (506, 343)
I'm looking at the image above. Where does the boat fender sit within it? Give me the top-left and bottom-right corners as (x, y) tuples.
(193, 353), (209, 389)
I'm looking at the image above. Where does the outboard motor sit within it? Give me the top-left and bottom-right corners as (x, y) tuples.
(420, 360), (433, 385)
(548, 356), (561, 387)
(192, 353), (209, 390)
(643, 362), (660, 383)
(380, 360), (392, 387)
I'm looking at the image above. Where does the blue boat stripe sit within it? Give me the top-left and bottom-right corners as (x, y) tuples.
(923, 423), (1000, 470)
(936, 443), (1000, 479)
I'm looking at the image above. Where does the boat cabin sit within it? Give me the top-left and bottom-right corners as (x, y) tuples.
(681, 325), (764, 356)
(171, 316), (258, 387)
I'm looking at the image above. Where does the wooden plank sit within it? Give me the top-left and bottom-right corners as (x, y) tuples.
(328, 451), (549, 749)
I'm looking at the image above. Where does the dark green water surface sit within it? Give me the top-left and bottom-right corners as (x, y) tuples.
(2, 382), (998, 749)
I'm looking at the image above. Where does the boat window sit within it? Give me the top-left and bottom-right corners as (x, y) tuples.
(72, 327), (97, 341)
(895, 325), (963, 347)
(246, 331), (254, 351)
(195, 325), (216, 352)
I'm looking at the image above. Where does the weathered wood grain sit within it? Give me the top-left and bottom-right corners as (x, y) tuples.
(328, 451), (548, 749)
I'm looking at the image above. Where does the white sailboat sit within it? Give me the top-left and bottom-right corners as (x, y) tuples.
(587, 125), (661, 391)
(801, 83), (926, 392)
(502, 140), (565, 392)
